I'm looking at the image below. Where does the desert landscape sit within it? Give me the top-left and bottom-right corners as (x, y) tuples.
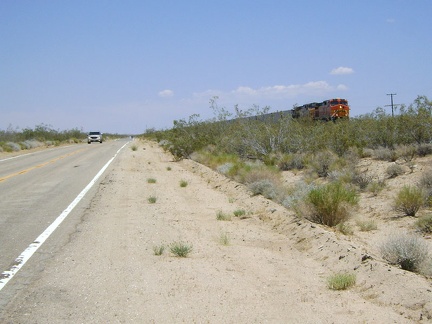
(1, 139), (432, 323)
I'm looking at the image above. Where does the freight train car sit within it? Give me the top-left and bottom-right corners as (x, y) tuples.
(291, 98), (350, 120)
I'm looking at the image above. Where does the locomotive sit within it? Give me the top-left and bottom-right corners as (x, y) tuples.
(291, 98), (350, 120)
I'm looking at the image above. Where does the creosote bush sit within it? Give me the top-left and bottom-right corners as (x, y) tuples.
(180, 180), (188, 187)
(380, 233), (429, 272)
(303, 182), (359, 227)
(327, 272), (356, 290)
(393, 185), (424, 216)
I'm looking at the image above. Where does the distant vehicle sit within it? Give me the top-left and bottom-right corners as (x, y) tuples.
(87, 131), (103, 144)
(291, 98), (350, 120)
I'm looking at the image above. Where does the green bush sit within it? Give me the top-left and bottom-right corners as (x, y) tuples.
(327, 272), (356, 290)
(394, 185), (424, 216)
(304, 182), (359, 227)
(170, 241), (193, 257)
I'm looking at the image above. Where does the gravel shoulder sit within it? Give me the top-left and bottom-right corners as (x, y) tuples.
(1, 140), (431, 323)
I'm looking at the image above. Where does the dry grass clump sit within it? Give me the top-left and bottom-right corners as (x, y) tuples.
(301, 181), (359, 227)
(277, 153), (307, 171)
(216, 210), (232, 221)
(396, 144), (416, 162)
(386, 164), (405, 178)
(169, 241), (193, 257)
(308, 150), (338, 178)
(416, 143), (432, 157)
(373, 147), (398, 162)
(356, 219), (378, 231)
(336, 222), (354, 235)
(219, 232), (230, 245)
(393, 185), (424, 216)
(366, 178), (386, 196)
(243, 166), (284, 201)
(153, 244), (165, 256)
(327, 272), (356, 290)
(380, 233), (429, 272)
(415, 214), (432, 234)
(148, 196), (157, 204)
(418, 170), (432, 206)
(352, 171), (373, 191)
(233, 209), (246, 217)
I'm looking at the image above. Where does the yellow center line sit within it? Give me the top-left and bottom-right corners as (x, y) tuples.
(0, 149), (86, 183)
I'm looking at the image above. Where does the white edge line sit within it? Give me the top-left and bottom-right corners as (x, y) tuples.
(0, 142), (129, 291)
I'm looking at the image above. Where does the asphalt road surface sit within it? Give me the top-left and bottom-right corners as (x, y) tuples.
(0, 139), (130, 309)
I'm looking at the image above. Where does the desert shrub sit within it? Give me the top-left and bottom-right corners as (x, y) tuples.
(352, 171), (373, 191)
(373, 147), (398, 162)
(147, 178), (157, 183)
(248, 179), (279, 200)
(216, 210), (232, 221)
(277, 153), (307, 171)
(356, 219), (378, 231)
(131, 144), (138, 151)
(380, 233), (429, 272)
(415, 214), (432, 234)
(417, 143), (432, 157)
(217, 162), (234, 175)
(308, 150), (338, 178)
(366, 179), (386, 196)
(418, 170), (432, 206)
(337, 222), (354, 235)
(219, 232), (230, 245)
(233, 209), (246, 217)
(282, 182), (316, 210)
(153, 245), (165, 256)
(180, 180), (188, 187)
(303, 181), (359, 227)
(242, 166), (284, 201)
(394, 185), (424, 216)
(327, 272), (356, 290)
(147, 196), (157, 204)
(396, 144), (416, 162)
(169, 241), (193, 257)
(386, 164), (405, 178)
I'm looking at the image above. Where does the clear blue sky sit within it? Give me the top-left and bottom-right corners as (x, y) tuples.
(1, 0), (431, 134)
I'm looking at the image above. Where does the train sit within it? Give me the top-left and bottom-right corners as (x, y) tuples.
(291, 98), (350, 121)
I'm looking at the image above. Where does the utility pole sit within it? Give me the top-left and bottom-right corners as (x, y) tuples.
(386, 93), (399, 117)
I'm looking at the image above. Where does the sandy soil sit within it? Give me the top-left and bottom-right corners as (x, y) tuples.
(1, 140), (432, 323)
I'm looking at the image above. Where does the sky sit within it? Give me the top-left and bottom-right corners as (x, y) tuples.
(1, 0), (431, 134)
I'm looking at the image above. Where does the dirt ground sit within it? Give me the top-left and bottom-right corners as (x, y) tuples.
(1, 140), (432, 323)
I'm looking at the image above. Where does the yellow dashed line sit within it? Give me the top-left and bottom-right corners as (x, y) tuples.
(0, 149), (85, 182)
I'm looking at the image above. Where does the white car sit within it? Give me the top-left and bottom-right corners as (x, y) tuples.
(87, 131), (103, 144)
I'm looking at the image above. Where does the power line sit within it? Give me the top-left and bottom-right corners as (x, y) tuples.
(386, 93), (399, 117)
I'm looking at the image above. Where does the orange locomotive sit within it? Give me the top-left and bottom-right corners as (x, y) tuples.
(291, 98), (350, 121)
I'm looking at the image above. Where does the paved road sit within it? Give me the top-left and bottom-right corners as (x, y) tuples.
(0, 139), (130, 308)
